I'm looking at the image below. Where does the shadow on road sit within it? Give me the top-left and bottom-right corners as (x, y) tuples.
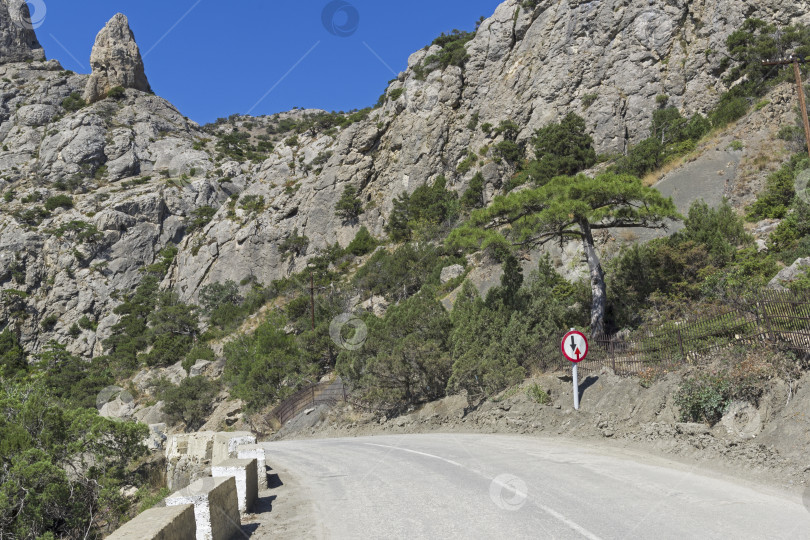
(240, 523), (259, 537)
(268, 469), (284, 489)
(252, 494), (277, 514)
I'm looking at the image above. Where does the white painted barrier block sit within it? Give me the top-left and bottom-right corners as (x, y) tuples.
(212, 458), (258, 513)
(107, 504), (196, 540)
(212, 432), (256, 465)
(236, 444), (268, 489)
(166, 476), (241, 540)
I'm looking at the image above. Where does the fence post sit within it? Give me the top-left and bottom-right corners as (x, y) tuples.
(609, 336), (616, 373)
(677, 327), (685, 364)
(760, 296), (775, 344)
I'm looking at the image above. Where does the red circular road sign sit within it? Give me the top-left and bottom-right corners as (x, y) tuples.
(561, 330), (588, 363)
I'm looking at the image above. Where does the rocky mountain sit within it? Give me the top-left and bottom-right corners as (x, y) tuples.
(0, 0), (808, 358)
(0, 0), (44, 63)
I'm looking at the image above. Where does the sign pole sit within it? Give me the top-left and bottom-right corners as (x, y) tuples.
(562, 328), (588, 411)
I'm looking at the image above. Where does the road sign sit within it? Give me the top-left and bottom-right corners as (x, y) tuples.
(561, 330), (588, 363)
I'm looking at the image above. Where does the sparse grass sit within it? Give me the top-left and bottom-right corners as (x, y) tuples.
(491, 385), (521, 403)
(526, 384), (551, 404)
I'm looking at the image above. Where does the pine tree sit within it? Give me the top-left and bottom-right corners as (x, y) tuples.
(448, 173), (680, 335)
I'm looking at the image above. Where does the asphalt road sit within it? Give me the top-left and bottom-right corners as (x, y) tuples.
(259, 434), (810, 540)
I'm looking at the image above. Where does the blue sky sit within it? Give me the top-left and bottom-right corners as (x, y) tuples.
(31, 0), (502, 124)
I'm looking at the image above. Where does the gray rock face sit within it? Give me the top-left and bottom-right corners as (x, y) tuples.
(768, 258), (810, 290)
(84, 13), (151, 104)
(168, 0), (809, 301)
(0, 0), (45, 63)
(440, 264), (465, 284)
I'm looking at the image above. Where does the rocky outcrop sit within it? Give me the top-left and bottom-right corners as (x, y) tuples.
(0, 0), (45, 63)
(84, 13), (151, 104)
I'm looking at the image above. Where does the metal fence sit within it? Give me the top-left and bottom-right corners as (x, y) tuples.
(576, 289), (810, 376)
(270, 378), (348, 425)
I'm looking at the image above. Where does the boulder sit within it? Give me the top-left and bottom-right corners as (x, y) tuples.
(84, 13), (151, 104)
(440, 264), (465, 284)
(768, 258), (810, 290)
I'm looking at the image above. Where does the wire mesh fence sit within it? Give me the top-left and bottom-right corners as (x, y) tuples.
(574, 289), (810, 376)
(269, 377), (348, 425)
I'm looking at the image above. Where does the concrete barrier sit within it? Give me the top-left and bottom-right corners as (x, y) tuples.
(212, 432), (256, 465)
(166, 476), (241, 540)
(236, 444), (268, 489)
(165, 431), (216, 490)
(212, 458), (258, 513)
(107, 504), (196, 540)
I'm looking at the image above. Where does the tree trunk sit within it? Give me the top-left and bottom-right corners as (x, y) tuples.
(579, 220), (606, 336)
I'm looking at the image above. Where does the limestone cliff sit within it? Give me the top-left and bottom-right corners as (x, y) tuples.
(0, 0), (45, 63)
(0, 0), (807, 357)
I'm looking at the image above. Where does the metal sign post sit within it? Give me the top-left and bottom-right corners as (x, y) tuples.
(561, 329), (589, 410)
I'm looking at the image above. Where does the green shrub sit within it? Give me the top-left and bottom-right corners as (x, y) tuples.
(456, 152), (477, 174)
(188, 206), (217, 233)
(351, 243), (458, 301)
(710, 94), (749, 127)
(61, 92), (86, 112)
(182, 345), (216, 375)
(78, 315), (97, 330)
(346, 226), (377, 256)
(106, 86), (126, 100)
(337, 290), (453, 412)
(523, 112), (597, 184)
(611, 138), (663, 177)
(527, 384), (551, 405)
(582, 93), (598, 109)
(778, 125), (805, 142)
(414, 29), (474, 78)
(53, 221), (103, 243)
(139, 292), (199, 368)
(239, 194), (265, 215)
(40, 314), (58, 330)
(279, 228), (309, 260)
(461, 172), (485, 210)
(43, 194), (73, 211)
(224, 312), (304, 412)
(385, 176), (459, 242)
(674, 374), (730, 425)
(746, 160), (799, 220)
(389, 88), (405, 101)
(494, 140), (522, 165)
(20, 191), (42, 204)
(161, 376), (220, 430)
(0, 329), (26, 377)
(14, 206), (50, 226)
(0, 375), (146, 537)
(335, 185), (364, 222)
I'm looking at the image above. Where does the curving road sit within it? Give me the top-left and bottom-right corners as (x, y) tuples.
(256, 434), (809, 539)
